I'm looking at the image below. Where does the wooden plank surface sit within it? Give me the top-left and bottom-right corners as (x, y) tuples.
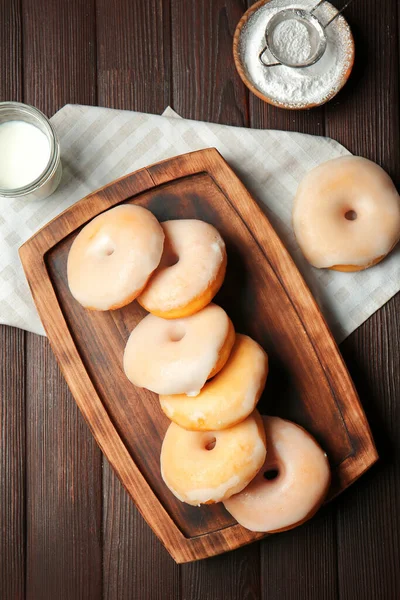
(337, 306), (400, 600)
(25, 334), (103, 600)
(242, 0), (337, 595)
(96, 1), (180, 596)
(0, 327), (25, 600)
(96, 0), (171, 111)
(325, 1), (400, 598)
(171, 0), (248, 125)
(21, 0), (103, 598)
(170, 1), (261, 596)
(0, 2), (24, 599)
(0, 0), (399, 597)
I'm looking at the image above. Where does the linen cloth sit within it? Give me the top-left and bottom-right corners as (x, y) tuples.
(1, 104), (398, 341)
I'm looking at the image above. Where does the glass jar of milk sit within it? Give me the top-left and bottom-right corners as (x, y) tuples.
(0, 101), (62, 201)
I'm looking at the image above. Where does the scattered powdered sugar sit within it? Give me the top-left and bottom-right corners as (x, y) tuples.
(272, 18), (312, 64)
(238, 0), (354, 108)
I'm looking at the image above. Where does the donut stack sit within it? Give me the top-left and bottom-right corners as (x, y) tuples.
(68, 204), (331, 533)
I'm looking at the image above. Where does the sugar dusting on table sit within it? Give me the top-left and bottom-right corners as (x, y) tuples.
(239, 0), (354, 108)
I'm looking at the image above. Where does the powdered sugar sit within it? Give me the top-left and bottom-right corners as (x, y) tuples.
(272, 18), (312, 64)
(238, 0), (354, 109)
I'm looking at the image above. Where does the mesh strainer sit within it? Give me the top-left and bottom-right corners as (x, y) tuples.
(259, 0), (354, 68)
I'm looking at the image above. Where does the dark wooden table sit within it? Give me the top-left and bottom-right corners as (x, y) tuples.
(1, 1), (399, 598)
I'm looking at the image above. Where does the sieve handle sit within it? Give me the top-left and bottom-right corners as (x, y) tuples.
(259, 47), (281, 68)
(310, 0), (325, 14)
(311, 0), (355, 29)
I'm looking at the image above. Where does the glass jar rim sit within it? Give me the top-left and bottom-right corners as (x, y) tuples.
(0, 101), (60, 197)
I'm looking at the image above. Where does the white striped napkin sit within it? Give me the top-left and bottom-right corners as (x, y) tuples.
(1, 104), (398, 341)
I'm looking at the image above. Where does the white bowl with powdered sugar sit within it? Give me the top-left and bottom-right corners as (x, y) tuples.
(233, 0), (355, 110)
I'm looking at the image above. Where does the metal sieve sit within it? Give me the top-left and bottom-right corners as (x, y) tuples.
(259, 0), (354, 68)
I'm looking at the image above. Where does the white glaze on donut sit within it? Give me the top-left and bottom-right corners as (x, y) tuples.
(160, 411), (267, 506)
(223, 416), (331, 532)
(123, 303), (233, 395)
(67, 204), (164, 310)
(293, 156), (400, 268)
(159, 334), (268, 430)
(138, 219), (226, 314)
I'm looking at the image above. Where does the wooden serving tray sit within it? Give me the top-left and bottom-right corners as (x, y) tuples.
(20, 148), (378, 563)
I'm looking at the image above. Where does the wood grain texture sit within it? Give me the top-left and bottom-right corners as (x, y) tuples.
(0, 0), (399, 595)
(171, 0), (248, 125)
(25, 333), (103, 600)
(170, 0), (260, 593)
(336, 305), (400, 600)
(324, 0), (399, 169)
(22, 0), (97, 113)
(19, 148), (377, 563)
(96, 0), (180, 594)
(0, 327), (25, 600)
(182, 545), (261, 600)
(103, 457), (180, 600)
(21, 0), (103, 598)
(325, 2), (400, 598)
(96, 0), (171, 111)
(0, 3), (24, 599)
(0, 0), (22, 102)
(260, 505), (338, 600)
(239, 5), (339, 597)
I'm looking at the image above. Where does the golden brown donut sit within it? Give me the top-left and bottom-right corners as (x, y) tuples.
(123, 303), (235, 396)
(67, 204), (164, 310)
(138, 219), (227, 318)
(293, 156), (400, 271)
(160, 410), (267, 506)
(160, 334), (268, 431)
(224, 416), (331, 532)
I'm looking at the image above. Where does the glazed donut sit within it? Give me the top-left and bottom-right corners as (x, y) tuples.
(123, 303), (235, 396)
(160, 410), (267, 506)
(223, 416), (331, 532)
(67, 204), (164, 310)
(293, 156), (400, 271)
(138, 219), (227, 318)
(160, 334), (268, 431)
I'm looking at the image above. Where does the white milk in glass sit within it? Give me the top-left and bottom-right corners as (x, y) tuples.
(0, 120), (51, 189)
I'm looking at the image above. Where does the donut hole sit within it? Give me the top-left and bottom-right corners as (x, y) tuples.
(169, 323), (185, 342)
(161, 246), (180, 268)
(263, 469), (279, 481)
(165, 251), (179, 267)
(345, 210), (358, 221)
(205, 437), (216, 451)
(90, 233), (115, 257)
